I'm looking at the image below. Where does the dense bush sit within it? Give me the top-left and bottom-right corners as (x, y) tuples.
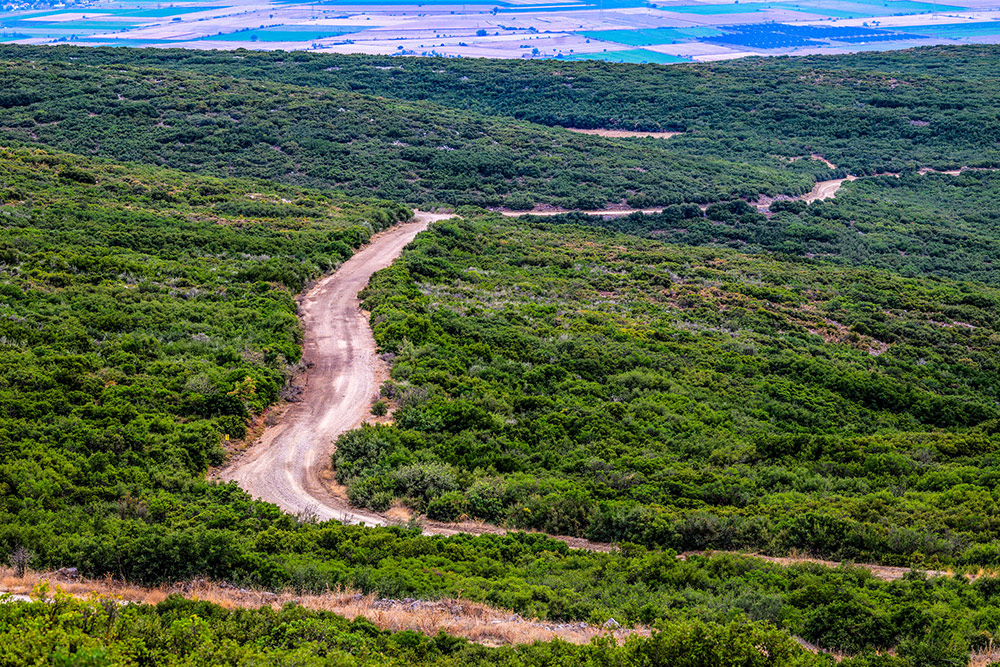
(0, 145), (408, 585)
(0, 50), (815, 209)
(4, 42), (1000, 664)
(551, 170), (1000, 286)
(3, 43), (998, 180)
(349, 213), (1000, 565)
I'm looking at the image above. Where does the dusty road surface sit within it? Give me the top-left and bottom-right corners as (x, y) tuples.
(213, 209), (988, 574)
(498, 174), (870, 218)
(919, 166), (1000, 176)
(800, 175), (858, 202)
(216, 212), (451, 525)
(500, 166), (980, 218)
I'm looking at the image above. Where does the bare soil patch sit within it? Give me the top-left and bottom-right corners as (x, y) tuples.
(919, 166), (1000, 176)
(500, 206), (667, 218)
(789, 154), (838, 169)
(564, 128), (682, 138)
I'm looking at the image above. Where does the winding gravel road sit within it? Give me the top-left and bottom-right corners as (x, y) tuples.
(216, 212), (452, 525)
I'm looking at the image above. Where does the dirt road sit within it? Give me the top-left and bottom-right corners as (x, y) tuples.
(799, 175), (858, 203)
(498, 176), (862, 218)
(216, 212), (451, 525)
(215, 210), (976, 576)
(502, 162), (1000, 219)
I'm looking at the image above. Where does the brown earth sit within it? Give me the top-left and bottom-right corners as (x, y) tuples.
(788, 154), (838, 170)
(498, 173), (871, 218)
(9, 566), (997, 661)
(215, 212), (452, 525)
(918, 166), (1000, 176)
(212, 210), (623, 550)
(499, 206), (668, 218)
(500, 165), (997, 218)
(564, 128), (682, 138)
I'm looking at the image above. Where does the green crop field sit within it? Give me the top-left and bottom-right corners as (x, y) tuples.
(662, 0), (964, 14)
(200, 26), (368, 41)
(894, 21), (1000, 38)
(662, 3), (769, 14)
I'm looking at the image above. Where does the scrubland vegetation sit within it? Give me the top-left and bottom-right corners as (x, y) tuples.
(3, 43), (999, 185)
(1, 588), (852, 667)
(554, 170), (1000, 286)
(0, 53), (812, 209)
(0, 146), (410, 582)
(3, 42), (1000, 665)
(351, 212), (1000, 567)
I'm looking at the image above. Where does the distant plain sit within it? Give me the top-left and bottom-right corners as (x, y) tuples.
(3, 0), (1000, 61)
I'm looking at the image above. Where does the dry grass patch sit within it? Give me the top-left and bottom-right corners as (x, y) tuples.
(0, 567), (647, 647)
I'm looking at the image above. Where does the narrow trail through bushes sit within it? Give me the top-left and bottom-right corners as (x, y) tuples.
(496, 175), (860, 218)
(216, 210), (616, 551)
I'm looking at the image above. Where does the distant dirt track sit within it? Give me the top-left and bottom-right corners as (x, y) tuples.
(214, 177), (894, 527)
(216, 212), (450, 525)
(499, 169), (949, 217)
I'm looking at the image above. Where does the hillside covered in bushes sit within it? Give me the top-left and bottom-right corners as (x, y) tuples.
(3, 42), (1000, 666)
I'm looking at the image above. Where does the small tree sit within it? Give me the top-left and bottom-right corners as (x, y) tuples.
(10, 546), (34, 577)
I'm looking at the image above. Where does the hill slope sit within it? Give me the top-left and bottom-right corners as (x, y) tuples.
(0, 55), (813, 209)
(4, 42), (1000, 667)
(0, 145), (409, 579)
(541, 169), (1000, 286)
(352, 212), (1000, 563)
(3, 44), (998, 176)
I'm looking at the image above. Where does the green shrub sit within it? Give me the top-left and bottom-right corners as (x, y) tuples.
(426, 491), (469, 522)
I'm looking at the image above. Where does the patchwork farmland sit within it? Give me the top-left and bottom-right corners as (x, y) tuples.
(3, 0), (1000, 60)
